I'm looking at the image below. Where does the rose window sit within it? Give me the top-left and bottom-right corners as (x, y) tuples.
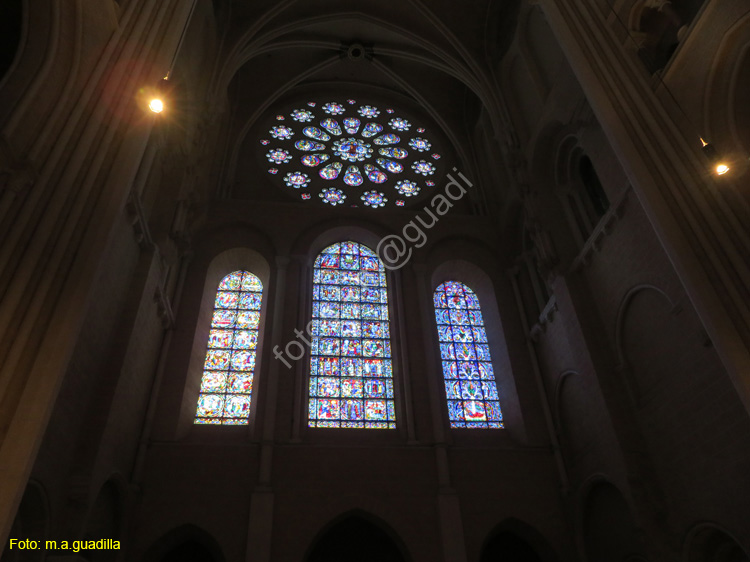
(259, 99), (442, 209)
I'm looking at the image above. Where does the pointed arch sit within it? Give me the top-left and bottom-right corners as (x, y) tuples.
(304, 511), (410, 562)
(194, 270), (264, 424)
(308, 241), (396, 429)
(433, 280), (503, 428)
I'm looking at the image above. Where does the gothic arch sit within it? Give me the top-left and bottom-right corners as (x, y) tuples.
(176, 246), (272, 436)
(0, 481), (48, 562)
(304, 510), (411, 562)
(552, 370), (579, 432)
(683, 522), (750, 562)
(82, 478), (125, 562)
(704, 10), (750, 173)
(578, 478), (646, 562)
(480, 517), (559, 562)
(141, 524), (225, 562)
(614, 284), (676, 373)
(426, 248), (526, 443)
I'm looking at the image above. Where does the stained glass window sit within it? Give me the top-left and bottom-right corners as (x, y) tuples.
(195, 271), (263, 425)
(260, 99), (443, 208)
(308, 242), (396, 429)
(434, 281), (503, 429)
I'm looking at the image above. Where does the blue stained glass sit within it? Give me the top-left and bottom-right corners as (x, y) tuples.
(412, 160), (436, 176)
(341, 358), (362, 377)
(320, 118), (343, 136)
(445, 380), (462, 399)
(309, 242), (395, 429)
(295, 139), (326, 151)
(378, 147), (408, 159)
(341, 339), (361, 356)
(334, 138), (372, 162)
(376, 158), (403, 173)
(361, 122), (383, 137)
(239, 292), (262, 309)
(364, 379), (387, 398)
(319, 187), (346, 206)
(440, 344), (456, 360)
(303, 127), (331, 141)
(435, 309), (451, 324)
(457, 362), (481, 379)
(318, 302), (340, 318)
(301, 153), (330, 167)
(321, 286), (341, 301)
(319, 161), (343, 180)
(340, 253), (358, 269)
(433, 281), (503, 429)
(266, 148), (291, 164)
(409, 137), (431, 151)
(323, 102), (346, 115)
(460, 380), (483, 400)
(475, 345), (492, 361)
(442, 361), (459, 379)
(450, 309), (469, 324)
(363, 321), (385, 338)
(341, 320), (360, 336)
(364, 163), (387, 184)
(343, 117), (361, 134)
(196, 271), (263, 425)
(395, 179), (420, 197)
(468, 310), (484, 325)
(358, 105), (380, 118)
(341, 287), (360, 302)
(342, 378), (363, 398)
(291, 109), (314, 122)
(341, 303), (360, 318)
(343, 166), (364, 187)
(437, 325), (452, 342)
(481, 382), (499, 400)
(388, 117), (411, 131)
(472, 327), (488, 342)
(373, 133), (400, 145)
(455, 343), (475, 361)
(448, 401), (464, 421)
(360, 190), (387, 208)
(465, 293), (481, 309)
(453, 326), (473, 342)
(270, 125), (294, 139)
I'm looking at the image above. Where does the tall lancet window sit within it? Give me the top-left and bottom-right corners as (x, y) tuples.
(434, 281), (503, 428)
(308, 241), (396, 429)
(195, 271), (263, 425)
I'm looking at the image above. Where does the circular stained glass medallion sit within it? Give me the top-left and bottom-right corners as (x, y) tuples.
(261, 99), (443, 209)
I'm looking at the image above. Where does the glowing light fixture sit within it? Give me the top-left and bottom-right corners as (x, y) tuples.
(700, 138), (730, 176)
(143, 0), (197, 115)
(148, 98), (164, 113)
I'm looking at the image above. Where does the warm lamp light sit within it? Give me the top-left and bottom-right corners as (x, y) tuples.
(148, 98), (164, 113)
(700, 138), (730, 176)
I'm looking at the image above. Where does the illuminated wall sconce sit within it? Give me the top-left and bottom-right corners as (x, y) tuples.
(701, 138), (730, 176)
(148, 76), (170, 114)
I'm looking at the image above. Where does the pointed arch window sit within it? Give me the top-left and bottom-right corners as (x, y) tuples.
(195, 271), (263, 425)
(308, 241), (396, 429)
(434, 281), (503, 428)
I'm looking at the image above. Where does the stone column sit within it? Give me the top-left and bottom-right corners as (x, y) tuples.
(538, 0), (750, 412)
(0, 0), (198, 545)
